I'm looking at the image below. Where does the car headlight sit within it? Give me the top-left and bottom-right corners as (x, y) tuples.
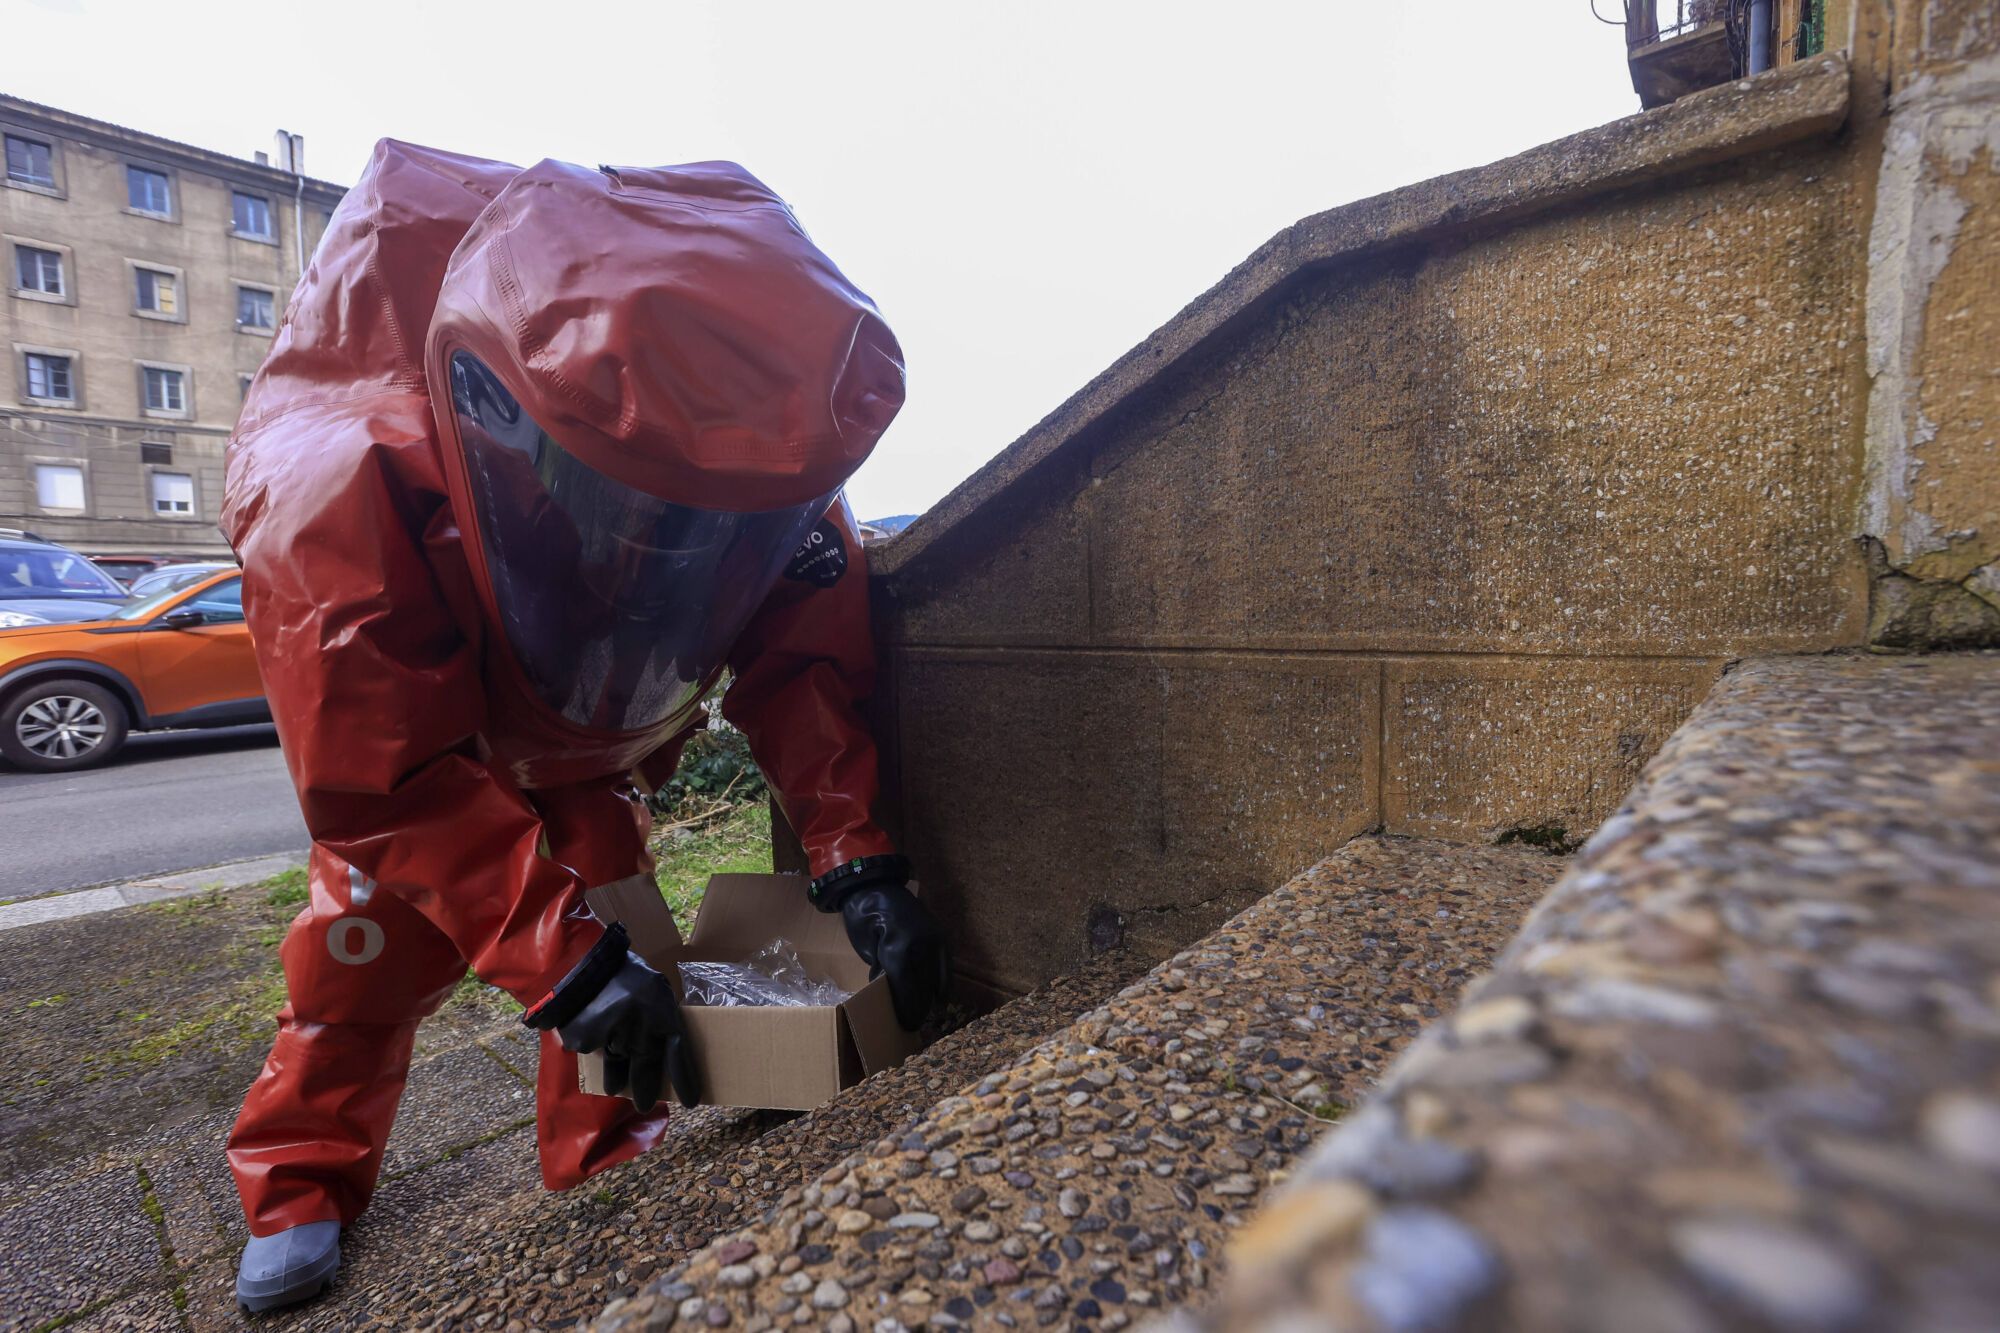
(0, 610), (51, 628)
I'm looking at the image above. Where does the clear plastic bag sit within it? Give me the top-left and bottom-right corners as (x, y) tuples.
(678, 939), (851, 1008)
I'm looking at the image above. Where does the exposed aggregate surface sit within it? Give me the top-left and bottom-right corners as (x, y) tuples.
(592, 837), (1560, 1333)
(183, 953), (1159, 1332)
(1186, 653), (2000, 1332)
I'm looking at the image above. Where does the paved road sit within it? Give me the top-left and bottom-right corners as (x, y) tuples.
(0, 725), (307, 901)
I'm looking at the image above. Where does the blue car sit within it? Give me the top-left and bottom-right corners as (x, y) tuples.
(0, 530), (132, 628)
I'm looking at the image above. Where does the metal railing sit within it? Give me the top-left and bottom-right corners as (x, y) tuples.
(1597, 0), (1730, 47)
(1603, 0), (1825, 79)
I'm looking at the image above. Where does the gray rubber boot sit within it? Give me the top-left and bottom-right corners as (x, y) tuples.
(236, 1220), (340, 1313)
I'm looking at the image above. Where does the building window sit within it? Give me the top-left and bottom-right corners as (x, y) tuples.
(35, 463), (85, 511)
(232, 191), (274, 240)
(127, 165), (172, 216)
(24, 352), (74, 403)
(151, 471), (195, 516)
(15, 245), (62, 297)
(236, 285), (275, 330)
(134, 266), (178, 316)
(140, 440), (173, 465)
(143, 366), (186, 414)
(5, 134), (54, 188)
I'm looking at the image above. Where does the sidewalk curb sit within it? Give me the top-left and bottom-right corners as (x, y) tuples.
(0, 850), (309, 932)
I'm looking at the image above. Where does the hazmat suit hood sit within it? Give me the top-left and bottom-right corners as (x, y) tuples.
(224, 138), (537, 796)
(228, 142), (904, 787)
(236, 140), (521, 434)
(425, 158), (905, 741)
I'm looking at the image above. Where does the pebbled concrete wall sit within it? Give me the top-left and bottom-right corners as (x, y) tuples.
(873, 61), (1878, 996)
(1189, 653), (2000, 1333)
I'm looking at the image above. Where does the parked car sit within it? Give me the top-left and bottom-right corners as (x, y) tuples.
(0, 569), (268, 771)
(0, 530), (131, 626)
(127, 561), (236, 599)
(90, 553), (175, 589)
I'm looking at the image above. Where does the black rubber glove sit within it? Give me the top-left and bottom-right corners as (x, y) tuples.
(523, 924), (699, 1111)
(837, 883), (950, 1031)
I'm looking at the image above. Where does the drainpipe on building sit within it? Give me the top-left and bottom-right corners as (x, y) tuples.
(274, 129), (307, 282)
(1746, 0), (1774, 71)
(290, 134), (307, 280)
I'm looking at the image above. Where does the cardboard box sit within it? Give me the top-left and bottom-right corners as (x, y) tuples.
(579, 872), (925, 1111)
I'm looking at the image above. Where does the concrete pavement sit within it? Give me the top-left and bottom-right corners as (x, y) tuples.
(0, 725), (307, 902)
(0, 851), (305, 930)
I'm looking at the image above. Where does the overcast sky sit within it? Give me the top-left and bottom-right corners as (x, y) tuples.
(8, 0), (1638, 520)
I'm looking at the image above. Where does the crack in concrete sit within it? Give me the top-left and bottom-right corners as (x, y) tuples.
(379, 1115), (537, 1185)
(25, 1164), (191, 1333)
(1124, 884), (1257, 920)
(132, 1163), (192, 1332)
(1862, 536), (2000, 645)
(478, 1036), (536, 1088)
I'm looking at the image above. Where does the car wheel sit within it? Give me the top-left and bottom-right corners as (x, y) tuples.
(0, 678), (129, 772)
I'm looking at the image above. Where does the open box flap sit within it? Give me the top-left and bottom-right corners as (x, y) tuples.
(838, 975), (925, 1077)
(688, 872), (839, 953)
(586, 873), (879, 993)
(584, 874), (685, 968)
(688, 875), (923, 957)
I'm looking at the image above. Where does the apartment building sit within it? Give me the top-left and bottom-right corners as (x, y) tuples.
(1, 96), (345, 559)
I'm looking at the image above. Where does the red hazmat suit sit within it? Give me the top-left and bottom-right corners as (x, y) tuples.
(221, 141), (903, 1236)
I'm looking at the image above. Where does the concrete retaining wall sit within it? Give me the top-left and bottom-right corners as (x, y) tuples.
(870, 60), (1869, 995)
(870, 0), (2000, 994)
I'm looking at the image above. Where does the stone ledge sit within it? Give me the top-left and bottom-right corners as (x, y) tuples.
(592, 837), (1563, 1331)
(1185, 652), (2000, 1332)
(876, 55), (1852, 583)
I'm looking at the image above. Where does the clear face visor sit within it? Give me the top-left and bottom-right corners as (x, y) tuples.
(449, 350), (834, 733)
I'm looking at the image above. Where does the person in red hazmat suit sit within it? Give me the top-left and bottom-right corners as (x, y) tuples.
(219, 141), (947, 1313)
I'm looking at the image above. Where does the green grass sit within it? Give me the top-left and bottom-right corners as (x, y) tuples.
(109, 936), (513, 1067)
(104, 868), (305, 1065)
(120, 971), (289, 1065)
(445, 970), (515, 1020)
(264, 867), (309, 907)
(652, 800), (771, 936)
(147, 887), (228, 917)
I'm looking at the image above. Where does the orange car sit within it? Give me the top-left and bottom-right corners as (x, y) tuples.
(0, 569), (267, 771)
